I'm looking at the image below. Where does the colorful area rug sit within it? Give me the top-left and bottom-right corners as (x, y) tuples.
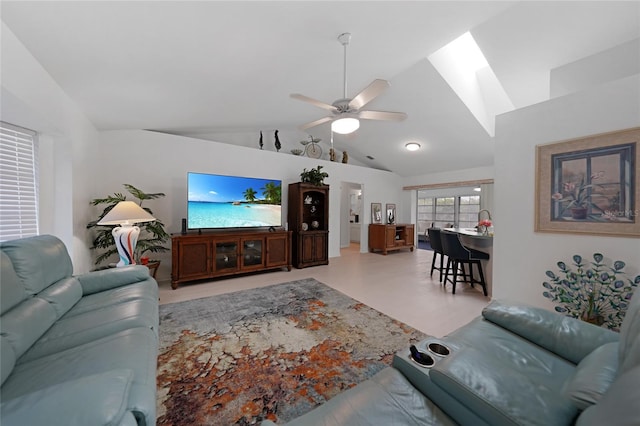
(156, 278), (426, 425)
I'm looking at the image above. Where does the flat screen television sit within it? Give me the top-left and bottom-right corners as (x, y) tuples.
(187, 172), (282, 230)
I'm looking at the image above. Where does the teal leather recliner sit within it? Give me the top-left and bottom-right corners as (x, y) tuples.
(268, 286), (639, 425)
(0, 235), (159, 426)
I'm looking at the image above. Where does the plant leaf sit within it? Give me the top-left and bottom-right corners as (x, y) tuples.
(124, 184), (165, 201)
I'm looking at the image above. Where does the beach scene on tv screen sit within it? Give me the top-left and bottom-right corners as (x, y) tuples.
(188, 173), (282, 228)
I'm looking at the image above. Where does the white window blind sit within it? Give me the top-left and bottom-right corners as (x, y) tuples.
(0, 122), (39, 242)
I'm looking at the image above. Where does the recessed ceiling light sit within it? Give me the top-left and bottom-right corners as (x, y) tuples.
(405, 142), (421, 151)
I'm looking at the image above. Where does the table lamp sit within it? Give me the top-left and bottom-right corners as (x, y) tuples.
(97, 200), (156, 267)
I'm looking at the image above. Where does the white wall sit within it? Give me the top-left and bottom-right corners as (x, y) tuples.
(96, 130), (403, 282)
(1, 22), (99, 272)
(493, 74), (640, 308)
(550, 38), (640, 99)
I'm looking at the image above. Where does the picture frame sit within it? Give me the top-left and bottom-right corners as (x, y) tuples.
(535, 127), (640, 237)
(386, 203), (396, 224)
(371, 203), (382, 224)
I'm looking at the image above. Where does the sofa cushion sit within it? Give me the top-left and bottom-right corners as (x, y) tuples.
(1, 369), (133, 426)
(0, 297), (57, 359)
(482, 300), (619, 364)
(562, 342), (619, 410)
(0, 252), (28, 315)
(1, 336), (17, 386)
(18, 298), (159, 363)
(67, 279), (159, 318)
(37, 277), (83, 319)
(1, 235), (73, 295)
(2, 327), (157, 426)
(576, 365), (640, 426)
(429, 346), (578, 426)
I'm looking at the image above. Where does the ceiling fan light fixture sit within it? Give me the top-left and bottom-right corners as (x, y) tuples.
(332, 117), (360, 134)
(405, 142), (421, 151)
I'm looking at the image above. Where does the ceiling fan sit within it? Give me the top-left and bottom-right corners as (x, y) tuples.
(291, 32), (407, 134)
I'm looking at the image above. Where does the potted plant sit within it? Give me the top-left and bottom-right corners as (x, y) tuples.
(551, 172), (605, 219)
(300, 165), (329, 186)
(477, 219), (492, 235)
(542, 253), (639, 330)
(87, 184), (170, 266)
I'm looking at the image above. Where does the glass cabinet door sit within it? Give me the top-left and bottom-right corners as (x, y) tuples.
(302, 190), (326, 231)
(241, 238), (263, 268)
(215, 240), (238, 271)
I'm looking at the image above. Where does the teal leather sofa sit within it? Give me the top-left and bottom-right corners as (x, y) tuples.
(268, 291), (639, 425)
(0, 235), (159, 426)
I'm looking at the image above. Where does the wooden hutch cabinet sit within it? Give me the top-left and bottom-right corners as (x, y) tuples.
(171, 229), (292, 289)
(368, 223), (415, 255)
(288, 182), (329, 268)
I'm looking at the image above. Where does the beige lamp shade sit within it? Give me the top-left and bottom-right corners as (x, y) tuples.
(97, 201), (156, 226)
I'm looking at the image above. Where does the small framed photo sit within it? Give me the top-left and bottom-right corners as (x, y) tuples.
(371, 203), (382, 224)
(386, 204), (396, 224)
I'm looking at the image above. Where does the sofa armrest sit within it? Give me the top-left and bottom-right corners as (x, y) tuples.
(576, 364), (640, 426)
(482, 300), (619, 364)
(77, 266), (153, 295)
(0, 370), (133, 426)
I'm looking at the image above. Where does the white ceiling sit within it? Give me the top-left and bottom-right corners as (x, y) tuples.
(2, 1), (639, 176)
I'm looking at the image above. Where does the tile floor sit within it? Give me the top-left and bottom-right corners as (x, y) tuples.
(158, 244), (490, 338)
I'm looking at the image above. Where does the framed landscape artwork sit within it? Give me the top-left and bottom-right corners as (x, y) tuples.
(535, 127), (640, 237)
(371, 203), (382, 224)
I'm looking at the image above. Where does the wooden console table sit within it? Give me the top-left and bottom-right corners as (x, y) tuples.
(369, 224), (415, 255)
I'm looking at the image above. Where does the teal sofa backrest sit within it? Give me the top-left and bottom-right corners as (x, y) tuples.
(0, 252), (28, 315)
(0, 235), (81, 386)
(0, 252), (29, 385)
(1, 234), (73, 295)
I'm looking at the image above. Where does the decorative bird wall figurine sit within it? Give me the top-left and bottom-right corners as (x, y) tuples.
(259, 131), (263, 150)
(274, 130), (281, 152)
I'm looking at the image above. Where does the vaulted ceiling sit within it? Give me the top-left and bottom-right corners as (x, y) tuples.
(2, 1), (638, 176)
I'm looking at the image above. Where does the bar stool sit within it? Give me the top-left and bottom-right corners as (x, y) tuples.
(427, 228), (446, 282)
(440, 231), (489, 296)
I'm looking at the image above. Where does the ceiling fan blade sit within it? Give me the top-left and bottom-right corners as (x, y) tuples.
(358, 110), (408, 121)
(348, 79), (390, 110)
(299, 116), (333, 131)
(290, 94), (336, 111)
